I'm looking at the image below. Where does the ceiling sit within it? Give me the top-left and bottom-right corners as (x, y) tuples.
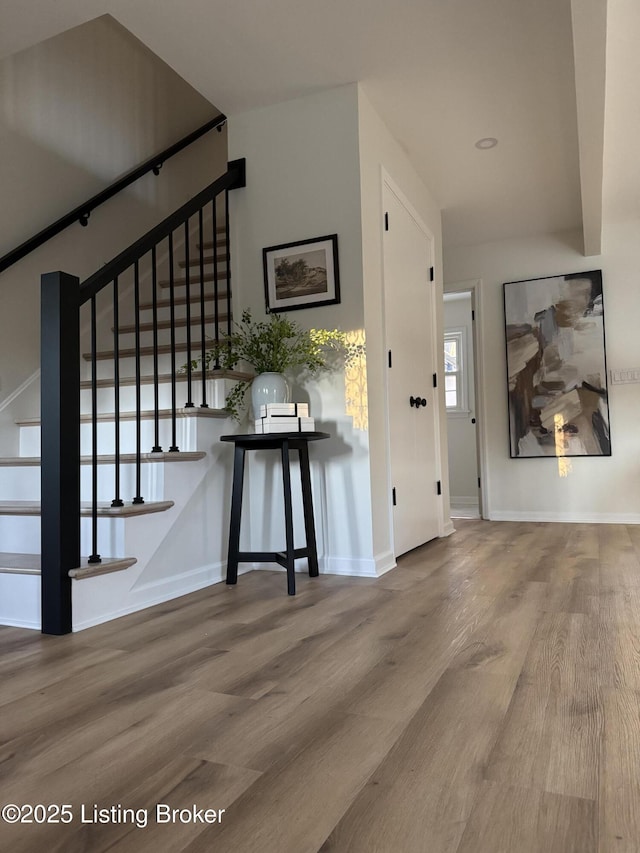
(0, 0), (624, 253)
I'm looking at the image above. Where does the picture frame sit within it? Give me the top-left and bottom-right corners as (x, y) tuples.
(263, 234), (340, 313)
(503, 269), (611, 458)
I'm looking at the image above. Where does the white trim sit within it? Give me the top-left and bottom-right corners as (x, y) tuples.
(0, 369), (40, 414)
(72, 562), (251, 632)
(441, 520), (456, 537)
(444, 327), (468, 413)
(443, 278), (490, 519)
(489, 511), (640, 525)
(252, 555), (391, 578)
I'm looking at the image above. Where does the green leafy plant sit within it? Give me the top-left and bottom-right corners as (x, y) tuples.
(187, 309), (346, 419)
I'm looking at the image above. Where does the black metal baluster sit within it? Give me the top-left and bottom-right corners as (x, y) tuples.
(133, 259), (144, 504)
(168, 232), (179, 452)
(199, 207), (208, 407)
(184, 219), (194, 407)
(225, 190), (232, 339)
(212, 196), (220, 368)
(111, 277), (124, 508)
(151, 245), (162, 451)
(88, 296), (101, 563)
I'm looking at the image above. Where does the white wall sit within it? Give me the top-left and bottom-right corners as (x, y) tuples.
(357, 85), (450, 553)
(0, 15), (226, 453)
(444, 293), (477, 503)
(227, 84), (379, 574)
(444, 223), (640, 522)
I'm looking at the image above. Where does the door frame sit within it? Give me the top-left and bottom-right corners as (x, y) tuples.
(380, 170), (446, 550)
(443, 278), (490, 519)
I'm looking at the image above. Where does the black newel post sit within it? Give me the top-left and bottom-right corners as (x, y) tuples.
(40, 271), (80, 635)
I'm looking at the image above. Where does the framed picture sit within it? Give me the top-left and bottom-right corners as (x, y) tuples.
(263, 234), (340, 313)
(503, 269), (611, 458)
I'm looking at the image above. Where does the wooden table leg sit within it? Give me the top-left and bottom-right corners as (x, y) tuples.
(299, 442), (319, 577)
(281, 440), (296, 595)
(226, 444), (245, 585)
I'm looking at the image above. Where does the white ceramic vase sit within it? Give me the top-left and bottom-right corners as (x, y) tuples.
(250, 372), (290, 418)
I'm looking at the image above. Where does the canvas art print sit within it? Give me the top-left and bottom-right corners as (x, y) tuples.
(503, 270), (610, 458)
(263, 234), (340, 313)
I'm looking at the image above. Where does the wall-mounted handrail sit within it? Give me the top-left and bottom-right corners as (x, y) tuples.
(0, 112), (227, 275)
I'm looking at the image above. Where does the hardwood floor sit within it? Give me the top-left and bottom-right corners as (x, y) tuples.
(1, 519), (639, 851)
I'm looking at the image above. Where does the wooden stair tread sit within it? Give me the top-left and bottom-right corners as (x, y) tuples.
(0, 552), (41, 574)
(139, 290), (230, 310)
(0, 553), (137, 579)
(69, 557), (137, 580)
(0, 500), (174, 517)
(115, 313), (229, 335)
(16, 407), (228, 427)
(0, 452), (206, 467)
(179, 254), (229, 269)
(85, 341), (210, 361)
(158, 270), (228, 288)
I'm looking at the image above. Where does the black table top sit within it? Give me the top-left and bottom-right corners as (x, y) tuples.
(221, 432), (330, 446)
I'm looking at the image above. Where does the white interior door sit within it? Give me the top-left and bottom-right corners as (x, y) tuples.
(383, 182), (440, 556)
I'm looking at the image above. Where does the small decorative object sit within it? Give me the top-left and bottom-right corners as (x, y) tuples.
(250, 372), (291, 419)
(263, 234), (340, 312)
(503, 269), (611, 458)
(254, 402), (315, 434)
(187, 310), (346, 420)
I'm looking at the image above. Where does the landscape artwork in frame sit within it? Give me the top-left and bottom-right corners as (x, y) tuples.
(503, 270), (611, 458)
(263, 234), (340, 313)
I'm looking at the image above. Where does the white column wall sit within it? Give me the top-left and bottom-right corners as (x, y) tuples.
(227, 84), (378, 574)
(357, 85), (450, 558)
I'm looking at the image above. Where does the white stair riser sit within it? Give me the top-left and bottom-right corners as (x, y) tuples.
(83, 352), (210, 380)
(111, 321), (227, 350)
(19, 413), (226, 457)
(0, 463), (167, 503)
(79, 377), (234, 413)
(0, 515), (124, 557)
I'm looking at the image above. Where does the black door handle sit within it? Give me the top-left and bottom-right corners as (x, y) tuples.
(410, 396), (428, 408)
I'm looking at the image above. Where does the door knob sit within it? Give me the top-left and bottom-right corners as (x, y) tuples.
(410, 396), (428, 408)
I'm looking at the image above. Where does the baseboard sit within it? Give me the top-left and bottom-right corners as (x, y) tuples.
(320, 555), (386, 578)
(250, 553), (393, 578)
(0, 573), (41, 630)
(489, 510), (640, 525)
(72, 562), (251, 631)
(442, 520), (456, 537)
(373, 550), (396, 577)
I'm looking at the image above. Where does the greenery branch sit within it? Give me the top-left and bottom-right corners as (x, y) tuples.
(185, 309), (347, 419)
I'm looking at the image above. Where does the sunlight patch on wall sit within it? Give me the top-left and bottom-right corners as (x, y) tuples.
(344, 329), (367, 431)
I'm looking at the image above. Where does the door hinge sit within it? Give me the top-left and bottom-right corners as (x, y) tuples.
(388, 349), (393, 368)
(478, 477), (481, 488)
(433, 373), (437, 388)
(437, 480), (442, 496)
(472, 309), (475, 321)
(384, 212), (389, 231)
(429, 266), (434, 282)
(392, 487), (397, 506)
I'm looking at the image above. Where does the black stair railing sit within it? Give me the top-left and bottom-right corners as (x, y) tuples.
(1, 113), (227, 275)
(40, 158), (246, 635)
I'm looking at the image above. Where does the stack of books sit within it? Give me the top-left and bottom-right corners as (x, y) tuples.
(254, 403), (315, 433)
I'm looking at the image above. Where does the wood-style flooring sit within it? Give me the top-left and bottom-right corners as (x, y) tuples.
(1, 519), (639, 852)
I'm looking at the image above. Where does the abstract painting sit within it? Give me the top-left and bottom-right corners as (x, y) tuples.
(503, 270), (610, 458)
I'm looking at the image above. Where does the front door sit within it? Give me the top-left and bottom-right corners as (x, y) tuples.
(383, 181), (440, 556)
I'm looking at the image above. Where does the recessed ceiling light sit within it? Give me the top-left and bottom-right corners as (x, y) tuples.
(475, 137), (498, 150)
